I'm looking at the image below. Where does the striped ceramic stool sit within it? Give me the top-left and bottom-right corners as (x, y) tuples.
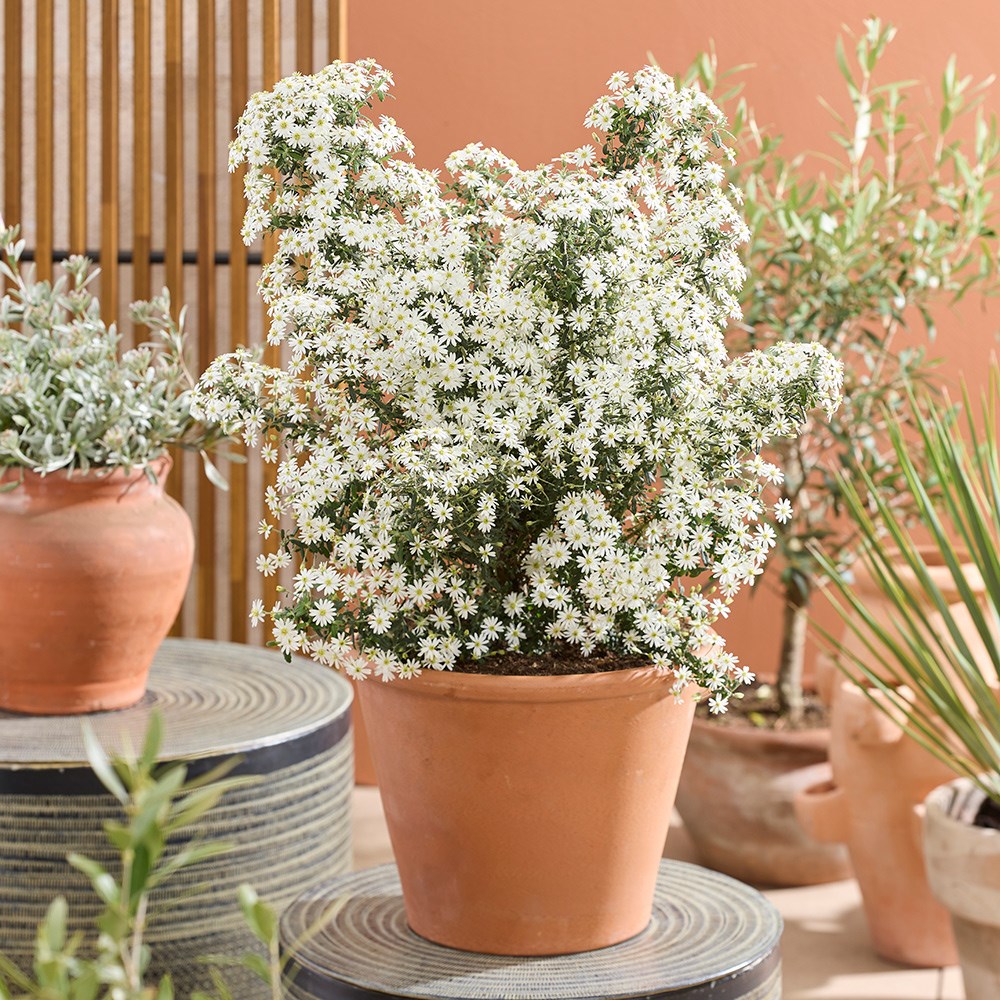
(0, 638), (353, 999)
(281, 860), (782, 999)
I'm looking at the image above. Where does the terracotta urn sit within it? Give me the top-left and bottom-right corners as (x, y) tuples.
(673, 717), (852, 886)
(924, 779), (1000, 999)
(795, 680), (958, 966)
(0, 457), (193, 714)
(356, 666), (696, 955)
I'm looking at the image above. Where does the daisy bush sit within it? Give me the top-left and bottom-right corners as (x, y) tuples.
(194, 60), (842, 710)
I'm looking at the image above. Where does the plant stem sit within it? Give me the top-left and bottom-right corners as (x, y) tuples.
(777, 576), (811, 725)
(129, 894), (149, 997)
(270, 932), (282, 1000)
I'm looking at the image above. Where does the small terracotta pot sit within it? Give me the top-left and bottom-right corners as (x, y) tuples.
(924, 779), (1000, 999)
(0, 458), (193, 714)
(356, 666), (696, 955)
(795, 680), (958, 967)
(674, 718), (852, 887)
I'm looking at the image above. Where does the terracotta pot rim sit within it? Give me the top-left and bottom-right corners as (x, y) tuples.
(835, 676), (913, 696)
(367, 664), (685, 703)
(1, 452), (171, 480)
(0, 454), (172, 493)
(690, 714), (831, 751)
(851, 546), (983, 592)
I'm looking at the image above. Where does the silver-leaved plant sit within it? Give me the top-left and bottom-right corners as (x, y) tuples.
(0, 224), (228, 486)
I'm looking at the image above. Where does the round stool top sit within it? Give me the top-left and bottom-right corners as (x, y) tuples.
(281, 861), (782, 1000)
(0, 638), (352, 772)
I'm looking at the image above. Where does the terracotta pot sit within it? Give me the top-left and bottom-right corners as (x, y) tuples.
(795, 680), (958, 966)
(346, 679), (378, 785)
(0, 458), (193, 714)
(356, 666), (695, 955)
(673, 717), (852, 887)
(924, 779), (1000, 999)
(816, 548), (989, 705)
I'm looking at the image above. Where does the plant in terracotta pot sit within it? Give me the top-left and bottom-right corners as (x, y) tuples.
(194, 58), (841, 955)
(818, 370), (1000, 998)
(0, 226), (227, 715)
(672, 20), (1000, 887)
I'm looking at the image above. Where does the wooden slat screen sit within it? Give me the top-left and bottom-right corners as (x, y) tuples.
(99, 0), (119, 326)
(196, 0), (218, 638)
(229, 0), (251, 644)
(68, 1), (87, 254)
(34, 1), (53, 283)
(164, 0), (185, 537)
(1, 1), (350, 645)
(132, 0), (152, 326)
(3, 2), (21, 244)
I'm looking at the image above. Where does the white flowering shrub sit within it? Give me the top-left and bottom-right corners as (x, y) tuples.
(0, 226), (227, 483)
(194, 60), (842, 709)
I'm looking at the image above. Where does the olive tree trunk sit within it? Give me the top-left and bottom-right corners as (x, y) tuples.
(776, 576), (811, 726)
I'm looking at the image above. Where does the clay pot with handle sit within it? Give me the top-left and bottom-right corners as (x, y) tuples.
(795, 680), (958, 966)
(674, 717), (852, 887)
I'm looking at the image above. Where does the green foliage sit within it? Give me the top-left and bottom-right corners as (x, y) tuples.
(0, 715), (280, 1000)
(818, 367), (1000, 805)
(0, 224), (230, 487)
(190, 888), (284, 1000)
(681, 19), (1000, 719)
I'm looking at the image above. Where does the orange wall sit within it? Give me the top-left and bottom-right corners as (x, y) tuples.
(349, 0), (1000, 681)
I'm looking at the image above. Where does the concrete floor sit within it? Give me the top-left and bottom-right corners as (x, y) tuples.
(351, 787), (964, 1000)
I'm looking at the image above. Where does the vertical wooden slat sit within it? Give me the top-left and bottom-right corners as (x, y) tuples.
(196, 0), (217, 637)
(3, 0), (22, 230)
(100, 0), (119, 323)
(132, 0), (152, 313)
(164, 0), (184, 317)
(328, 0), (347, 62)
(229, 0), (250, 643)
(164, 0), (184, 635)
(262, 0), (281, 625)
(164, 0), (184, 505)
(69, 0), (87, 253)
(296, 0), (313, 73)
(35, 0), (54, 281)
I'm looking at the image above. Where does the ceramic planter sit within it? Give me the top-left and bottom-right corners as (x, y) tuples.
(356, 666), (695, 955)
(924, 779), (1000, 1000)
(794, 680), (957, 966)
(673, 717), (852, 886)
(0, 458), (193, 714)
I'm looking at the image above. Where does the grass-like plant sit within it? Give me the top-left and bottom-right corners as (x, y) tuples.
(817, 368), (1000, 806)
